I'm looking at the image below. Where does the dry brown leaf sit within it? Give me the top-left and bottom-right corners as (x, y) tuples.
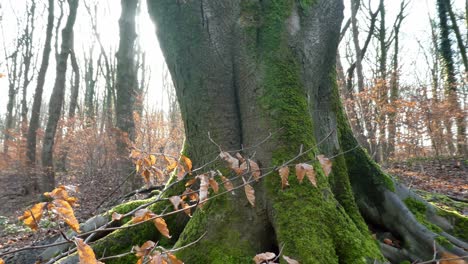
(253, 252), (276, 264)
(220, 176), (234, 193)
(154, 217), (171, 238)
(0, 258), (4, 264)
(18, 202), (47, 231)
(75, 238), (104, 264)
(185, 178), (197, 187)
(176, 165), (186, 181)
(132, 209), (154, 223)
(44, 185), (78, 206)
(278, 166), (290, 189)
(219, 151), (240, 173)
(181, 155), (192, 172)
(134, 240), (156, 258)
(242, 177), (255, 207)
(111, 212), (123, 221)
(151, 253), (168, 264)
(317, 155), (332, 177)
(209, 178), (219, 193)
(164, 156), (178, 172)
(167, 253), (184, 264)
(180, 201), (192, 216)
(250, 160), (261, 181)
(197, 174), (209, 206)
(169, 196), (182, 211)
(283, 255), (299, 264)
(440, 252), (467, 264)
(295, 164), (306, 183)
(49, 199), (81, 232)
(303, 164), (317, 187)
(235, 152), (245, 163)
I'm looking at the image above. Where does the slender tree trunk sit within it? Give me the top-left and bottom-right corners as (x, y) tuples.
(115, 0), (138, 190)
(26, 0), (54, 166)
(68, 50), (80, 118)
(41, 0), (78, 192)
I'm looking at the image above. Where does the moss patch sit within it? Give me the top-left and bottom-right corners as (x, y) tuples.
(436, 208), (468, 240)
(404, 198), (443, 233)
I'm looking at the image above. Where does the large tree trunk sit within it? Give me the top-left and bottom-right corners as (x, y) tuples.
(51, 1), (467, 263)
(26, 0), (54, 166)
(41, 0), (78, 191)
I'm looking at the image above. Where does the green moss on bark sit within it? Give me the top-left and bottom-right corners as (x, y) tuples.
(436, 208), (468, 240)
(404, 198), (443, 233)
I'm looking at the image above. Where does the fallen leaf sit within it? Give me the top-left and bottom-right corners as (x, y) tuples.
(111, 212), (123, 221)
(75, 238), (104, 264)
(18, 202), (47, 231)
(154, 217), (171, 238)
(220, 176), (234, 192)
(253, 252), (276, 264)
(243, 177), (255, 207)
(278, 166), (290, 189)
(169, 196), (182, 210)
(209, 178), (219, 193)
(283, 255), (300, 264)
(317, 155), (332, 177)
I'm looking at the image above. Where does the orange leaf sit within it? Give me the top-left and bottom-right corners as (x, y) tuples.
(167, 253), (183, 264)
(75, 238), (104, 264)
(132, 209), (154, 223)
(0, 258), (4, 264)
(112, 212), (123, 221)
(169, 196), (182, 210)
(0, 73), (5, 78)
(209, 178), (219, 193)
(296, 163), (316, 186)
(253, 252), (276, 264)
(220, 176), (234, 193)
(153, 217), (171, 238)
(185, 178), (197, 187)
(283, 255), (300, 264)
(18, 202), (46, 231)
(317, 155), (332, 177)
(242, 177), (255, 207)
(44, 185), (78, 206)
(181, 155), (192, 172)
(49, 199), (81, 232)
(149, 154), (157, 165)
(164, 156), (178, 172)
(278, 166), (290, 189)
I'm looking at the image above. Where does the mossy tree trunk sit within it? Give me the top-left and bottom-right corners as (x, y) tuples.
(144, 0), (468, 263)
(53, 1), (466, 263)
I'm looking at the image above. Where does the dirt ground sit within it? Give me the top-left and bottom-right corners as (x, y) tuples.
(0, 156), (467, 261)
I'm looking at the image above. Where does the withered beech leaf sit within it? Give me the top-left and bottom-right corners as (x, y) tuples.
(111, 212), (123, 221)
(185, 178), (197, 187)
(283, 255), (300, 264)
(180, 201), (192, 217)
(278, 166), (290, 189)
(235, 152), (245, 163)
(49, 199), (81, 232)
(220, 175), (234, 193)
(181, 155), (192, 172)
(253, 252), (276, 264)
(219, 151), (240, 173)
(250, 160), (261, 181)
(197, 174), (210, 207)
(209, 178), (219, 193)
(154, 217), (171, 238)
(302, 164), (317, 187)
(0, 258), (4, 264)
(149, 154), (157, 165)
(295, 164), (306, 183)
(317, 155), (332, 177)
(134, 240), (156, 258)
(169, 196), (182, 211)
(164, 155), (178, 172)
(132, 209), (154, 223)
(18, 202), (47, 231)
(75, 238), (104, 264)
(242, 177), (255, 207)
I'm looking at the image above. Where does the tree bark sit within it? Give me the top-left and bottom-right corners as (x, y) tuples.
(26, 0), (54, 165)
(41, 0), (78, 191)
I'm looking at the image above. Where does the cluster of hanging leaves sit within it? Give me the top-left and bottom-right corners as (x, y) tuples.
(130, 149), (192, 186)
(131, 209), (171, 238)
(75, 238), (104, 264)
(133, 241), (183, 264)
(18, 185), (80, 232)
(253, 252), (299, 264)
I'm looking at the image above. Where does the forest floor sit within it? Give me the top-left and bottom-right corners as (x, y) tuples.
(0, 156), (467, 259)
